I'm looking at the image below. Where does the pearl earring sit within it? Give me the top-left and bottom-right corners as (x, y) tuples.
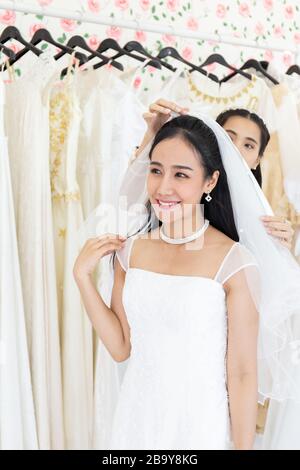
(205, 192), (212, 202)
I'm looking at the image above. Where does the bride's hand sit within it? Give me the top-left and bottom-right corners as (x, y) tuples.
(73, 234), (126, 280)
(143, 99), (189, 137)
(261, 216), (294, 249)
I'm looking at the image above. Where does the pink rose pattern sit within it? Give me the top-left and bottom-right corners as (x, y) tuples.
(0, 10), (16, 25)
(139, 0), (151, 10)
(161, 34), (177, 46)
(87, 0), (100, 13)
(88, 34), (100, 50)
(182, 46), (193, 62)
(216, 4), (227, 18)
(238, 3), (251, 18)
(263, 0), (273, 11)
(187, 16), (199, 31)
(2, 0), (300, 73)
(60, 18), (77, 32)
(135, 30), (147, 43)
(37, 0), (53, 5)
(133, 76), (142, 89)
(254, 22), (264, 37)
(106, 25), (122, 41)
(115, 0), (129, 11)
(29, 23), (45, 37)
(167, 0), (180, 12)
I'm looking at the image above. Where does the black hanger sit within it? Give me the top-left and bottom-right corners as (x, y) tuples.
(9, 28), (88, 67)
(0, 26), (42, 58)
(259, 60), (269, 70)
(0, 42), (16, 61)
(93, 38), (152, 70)
(286, 64), (300, 76)
(200, 54), (252, 81)
(122, 41), (163, 70)
(220, 58), (278, 84)
(156, 47), (219, 82)
(32, 29), (87, 63)
(55, 35), (124, 72)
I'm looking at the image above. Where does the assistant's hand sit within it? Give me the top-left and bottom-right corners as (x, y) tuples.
(261, 216), (294, 249)
(143, 98), (189, 137)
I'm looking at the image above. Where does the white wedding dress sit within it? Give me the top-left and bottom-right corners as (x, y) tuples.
(50, 73), (93, 449)
(106, 235), (258, 450)
(4, 51), (64, 449)
(0, 76), (38, 450)
(75, 67), (147, 449)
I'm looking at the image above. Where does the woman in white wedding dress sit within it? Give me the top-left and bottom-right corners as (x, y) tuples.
(74, 114), (260, 450)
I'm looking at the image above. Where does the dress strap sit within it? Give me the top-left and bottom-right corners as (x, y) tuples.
(115, 235), (138, 272)
(213, 242), (239, 281)
(213, 242), (259, 285)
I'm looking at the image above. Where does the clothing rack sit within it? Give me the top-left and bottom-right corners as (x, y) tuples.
(1, 0), (300, 63)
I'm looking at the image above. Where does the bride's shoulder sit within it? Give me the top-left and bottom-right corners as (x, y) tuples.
(207, 226), (258, 273)
(206, 225), (237, 251)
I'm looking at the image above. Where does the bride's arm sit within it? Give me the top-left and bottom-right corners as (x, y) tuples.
(225, 268), (259, 450)
(73, 236), (131, 363)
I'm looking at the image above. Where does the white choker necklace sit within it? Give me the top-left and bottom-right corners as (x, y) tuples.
(159, 219), (210, 245)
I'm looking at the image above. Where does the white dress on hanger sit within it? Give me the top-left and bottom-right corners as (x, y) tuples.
(106, 235), (258, 450)
(4, 51), (64, 449)
(262, 306), (300, 449)
(76, 66), (146, 217)
(120, 62), (175, 107)
(75, 66), (147, 449)
(159, 70), (278, 134)
(277, 77), (300, 261)
(50, 73), (93, 449)
(0, 77), (38, 450)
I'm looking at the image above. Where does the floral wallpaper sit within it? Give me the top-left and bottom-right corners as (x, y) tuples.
(0, 0), (300, 75)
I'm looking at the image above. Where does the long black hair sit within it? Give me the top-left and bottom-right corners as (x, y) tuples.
(216, 108), (270, 188)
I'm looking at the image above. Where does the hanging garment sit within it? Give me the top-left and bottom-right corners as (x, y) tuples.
(271, 83), (300, 260)
(120, 62), (175, 107)
(158, 71), (277, 134)
(0, 77), (38, 450)
(266, 63), (300, 117)
(49, 72), (93, 449)
(268, 81), (300, 213)
(262, 397), (300, 449)
(75, 66), (147, 449)
(4, 51), (64, 450)
(261, 133), (299, 222)
(262, 313), (300, 450)
(281, 77), (300, 263)
(252, 66), (300, 214)
(249, 70), (300, 446)
(106, 235), (258, 450)
(76, 66), (147, 218)
(260, 84), (300, 258)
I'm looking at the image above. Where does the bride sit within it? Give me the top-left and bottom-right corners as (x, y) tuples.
(74, 104), (300, 449)
(74, 113), (260, 450)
